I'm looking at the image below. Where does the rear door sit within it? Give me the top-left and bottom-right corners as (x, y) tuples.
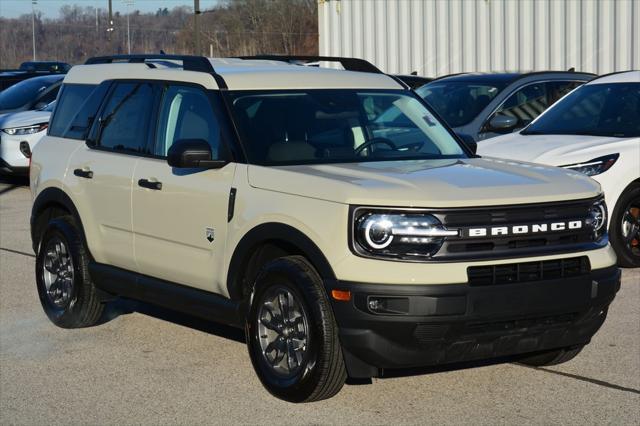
(66, 81), (159, 271)
(132, 84), (235, 293)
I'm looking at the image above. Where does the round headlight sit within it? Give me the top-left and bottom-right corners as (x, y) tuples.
(363, 216), (394, 249)
(354, 211), (458, 260)
(588, 201), (607, 232)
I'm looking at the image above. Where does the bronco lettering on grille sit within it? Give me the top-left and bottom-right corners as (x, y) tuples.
(465, 220), (583, 238)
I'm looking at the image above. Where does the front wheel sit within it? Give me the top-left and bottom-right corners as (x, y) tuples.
(609, 182), (640, 268)
(246, 256), (346, 402)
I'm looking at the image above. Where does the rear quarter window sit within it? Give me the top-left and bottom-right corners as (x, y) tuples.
(48, 84), (99, 138)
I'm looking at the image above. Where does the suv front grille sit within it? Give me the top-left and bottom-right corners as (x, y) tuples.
(431, 197), (604, 260)
(467, 256), (590, 286)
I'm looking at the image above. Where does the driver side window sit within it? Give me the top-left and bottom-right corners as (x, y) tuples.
(155, 85), (221, 159)
(487, 83), (547, 132)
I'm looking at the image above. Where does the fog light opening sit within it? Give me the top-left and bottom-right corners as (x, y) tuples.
(19, 141), (32, 158)
(367, 296), (410, 315)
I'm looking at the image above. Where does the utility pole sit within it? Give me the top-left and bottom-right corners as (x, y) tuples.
(107, 0), (114, 41)
(31, 0), (37, 61)
(194, 0), (200, 55)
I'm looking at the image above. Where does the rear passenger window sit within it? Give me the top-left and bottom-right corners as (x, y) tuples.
(98, 82), (156, 154)
(64, 82), (111, 140)
(48, 84), (97, 137)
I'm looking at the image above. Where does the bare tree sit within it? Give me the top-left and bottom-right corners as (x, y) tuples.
(0, 0), (318, 69)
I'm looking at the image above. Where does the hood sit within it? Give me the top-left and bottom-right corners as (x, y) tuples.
(478, 132), (634, 166)
(248, 158), (601, 207)
(0, 109), (51, 130)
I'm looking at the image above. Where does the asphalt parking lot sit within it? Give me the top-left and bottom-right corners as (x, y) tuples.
(1, 177), (639, 425)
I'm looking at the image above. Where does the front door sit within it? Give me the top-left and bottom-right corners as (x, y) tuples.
(132, 84), (235, 293)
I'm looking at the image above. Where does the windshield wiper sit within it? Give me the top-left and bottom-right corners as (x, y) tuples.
(520, 130), (547, 135)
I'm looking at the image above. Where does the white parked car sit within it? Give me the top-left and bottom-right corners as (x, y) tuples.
(478, 71), (640, 267)
(0, 101), (54, 175)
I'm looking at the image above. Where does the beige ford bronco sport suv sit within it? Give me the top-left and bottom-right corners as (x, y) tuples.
(30, 55), (620, 402)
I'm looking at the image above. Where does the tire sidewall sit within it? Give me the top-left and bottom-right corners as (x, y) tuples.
(610, 183), (640, 267)
(246, 258), (332, 402)
(35, 218), (88, 327)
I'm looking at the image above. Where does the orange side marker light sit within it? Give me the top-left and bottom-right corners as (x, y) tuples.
(331, 289), (351, 301)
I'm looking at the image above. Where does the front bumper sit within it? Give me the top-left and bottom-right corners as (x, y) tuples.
(0, 132), (39, 175)
(328, 265), (620, 378)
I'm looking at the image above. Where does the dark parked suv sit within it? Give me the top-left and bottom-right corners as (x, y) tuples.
(417, 71), (595, 142)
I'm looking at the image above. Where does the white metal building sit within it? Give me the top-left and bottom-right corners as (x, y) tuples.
(318, 0), (640, 76)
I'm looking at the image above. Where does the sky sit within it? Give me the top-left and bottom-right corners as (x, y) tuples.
(0, 0), (220, 18)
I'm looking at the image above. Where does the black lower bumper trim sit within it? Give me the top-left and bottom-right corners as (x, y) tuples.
(0, 158), (28, 175)
(328, 266), (620, 378)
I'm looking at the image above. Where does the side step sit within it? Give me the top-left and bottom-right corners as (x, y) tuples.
(89, 262), (245, 328)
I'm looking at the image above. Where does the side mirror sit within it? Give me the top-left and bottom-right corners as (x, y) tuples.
(458, 134), (477, 155)
(167, 139), (226, 169)
(488, 114), (519, 132)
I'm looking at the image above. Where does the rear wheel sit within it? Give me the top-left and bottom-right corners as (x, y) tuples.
(35, 216), (104, 328)
(518, 345), (584, 367)
(246, 255), (346, 402)
(610, 182), (640, 268)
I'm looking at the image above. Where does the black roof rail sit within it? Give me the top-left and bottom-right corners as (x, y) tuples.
(427, 69), (597, 85)
(84, 54), (228, 88)
(236, 55), (383, 74)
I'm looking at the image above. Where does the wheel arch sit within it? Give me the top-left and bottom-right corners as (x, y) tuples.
(31, 187), (87, 254)
(226, 222), (336, 301)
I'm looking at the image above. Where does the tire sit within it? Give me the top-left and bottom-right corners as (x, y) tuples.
(518, 345), (584, 367)
(246, 255), (346, 402)
(35, 216), (104, 328)
(609, 182), (640, 268)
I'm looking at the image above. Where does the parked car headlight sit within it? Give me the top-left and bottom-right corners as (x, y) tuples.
(352, 209), (458, 260)
(587, 198), (608, 238)
(561, 154), (619, 176)
(2, 123), (48, 136)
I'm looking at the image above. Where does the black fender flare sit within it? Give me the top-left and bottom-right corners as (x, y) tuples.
(31, 187), (88, 254)
(226, 222), (337, 300)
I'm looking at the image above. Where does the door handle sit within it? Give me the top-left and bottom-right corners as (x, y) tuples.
(138, 178), (162, 190)
(73, 168), (93, 179)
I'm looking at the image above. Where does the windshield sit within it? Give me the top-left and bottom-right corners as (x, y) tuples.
(523, 83), (640, 138)
(227, 90), (467, 166)
(0, 77), (59, 110)
(416, 82), (504, 127)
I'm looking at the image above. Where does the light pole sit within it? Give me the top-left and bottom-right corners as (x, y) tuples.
(194, 4), (216, 57)
(194, 0), (200, 55)
(31, 0), (37, 61)
(124, 0), (134, 54)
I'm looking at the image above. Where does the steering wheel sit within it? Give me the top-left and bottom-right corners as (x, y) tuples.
(354, 137), (398, 156)
(400, 141), (425, 152)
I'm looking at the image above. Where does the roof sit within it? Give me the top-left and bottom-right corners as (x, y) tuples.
(429, 71), (595, 86)
(64, 56), (403, 91)
(9, 74), (65, 85)
(587, 70), (640, 85)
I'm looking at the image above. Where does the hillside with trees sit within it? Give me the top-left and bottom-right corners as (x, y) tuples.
(0, 0), (318, 68)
